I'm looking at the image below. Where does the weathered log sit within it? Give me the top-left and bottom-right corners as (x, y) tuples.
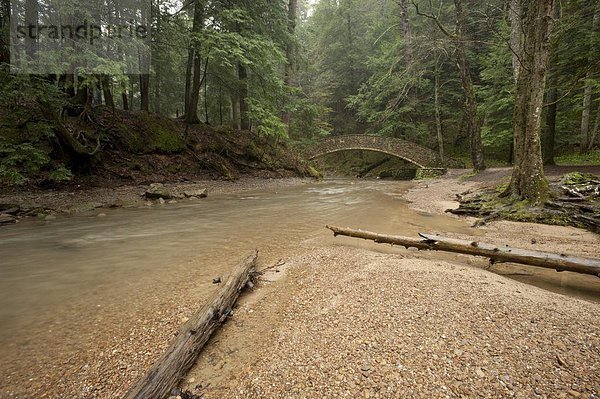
(326, 226), (600, 277)
(124, 251), (258, 399)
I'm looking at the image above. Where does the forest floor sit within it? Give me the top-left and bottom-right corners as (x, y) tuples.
(175, 166), (600, 399)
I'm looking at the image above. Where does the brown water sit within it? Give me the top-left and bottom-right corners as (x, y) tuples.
(0, 179), (597, 396)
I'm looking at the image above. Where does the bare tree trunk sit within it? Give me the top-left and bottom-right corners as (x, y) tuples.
(580, 8), (599, 153)
(399, 0), (413, 65)
(543, 0), (560, 165)
(587, 102), (600, 151)
(122, 90), (129, 110)
(454, 0), (485, 171)
(231, 94), (240, 130)
(185, 0), (205, 124)
(25, 0), (38, 60)
(543, 83), (557, 165)
(139, 6), (150, 112)
(0, 0), (10, 66)
(434, 62), (444, 162)
(239, 62), (250, 130)
(508, 0), (554, 201)
(282, 0), (298, 129)
(509, 0), (521, 83)
(139, 74), (150, 112)
(101, 75), (114, 108)
(184, 47), (193, 118)
(204, 59), (209, 124)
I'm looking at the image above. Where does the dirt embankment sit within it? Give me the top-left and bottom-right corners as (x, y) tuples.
(172, 168), (599, 399)
(0, 108), (320, 222)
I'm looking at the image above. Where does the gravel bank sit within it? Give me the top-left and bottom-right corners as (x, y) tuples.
(185, 247), (599, 399)
(181, 169), (599, 399)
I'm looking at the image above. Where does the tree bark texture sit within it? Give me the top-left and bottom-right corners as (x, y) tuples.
(508, 0), (554, 201)
(509, 0), (522, 83)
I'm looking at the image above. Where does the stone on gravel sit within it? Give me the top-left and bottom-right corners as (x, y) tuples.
(144, 183), (172, 200)
(183, 189), (208, 199)
(45, 214), (57, 221)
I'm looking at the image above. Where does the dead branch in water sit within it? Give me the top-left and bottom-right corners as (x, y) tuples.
(124, 251), (258, 399)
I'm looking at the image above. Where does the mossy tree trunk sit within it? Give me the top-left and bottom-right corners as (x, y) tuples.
(507, 0), (554, 202)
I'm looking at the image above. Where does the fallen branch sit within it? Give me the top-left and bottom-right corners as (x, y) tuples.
(124, 250), (258, 399)
(326, 226), (600, 277)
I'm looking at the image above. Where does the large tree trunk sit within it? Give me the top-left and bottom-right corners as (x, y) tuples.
(507, 0), (554, 202)
(454, 0), (485, 172)
(580, 8), (599, 153)
(238, 63), (250, 130)
(282, 0), (298, 129)
(185, 0), (205, 124)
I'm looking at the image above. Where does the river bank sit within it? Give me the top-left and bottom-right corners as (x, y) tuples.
(0, 177), (313, 223)
(0, 172), (598, 398)
(178, 168), (599, 399)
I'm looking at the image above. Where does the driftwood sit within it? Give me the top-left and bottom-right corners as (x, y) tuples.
(326, 226), (600, 277)
(124, 251), (258, 399)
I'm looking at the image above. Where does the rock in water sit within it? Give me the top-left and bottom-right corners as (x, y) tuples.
(144, 183), (172, 200)
(0, 213), (17, 225)
(183, 188), (208, 198)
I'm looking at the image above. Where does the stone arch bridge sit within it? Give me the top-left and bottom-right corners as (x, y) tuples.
(304, 135), (444, 169)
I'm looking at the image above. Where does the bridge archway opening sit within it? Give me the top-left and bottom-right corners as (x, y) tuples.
(311, 149), (420, 180)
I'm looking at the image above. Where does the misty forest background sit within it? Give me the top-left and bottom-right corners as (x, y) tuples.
(0, 0), (599, 187)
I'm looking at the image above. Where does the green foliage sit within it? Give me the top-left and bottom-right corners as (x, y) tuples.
(0, 139), (50, 185)
(556, 151), (600, 166)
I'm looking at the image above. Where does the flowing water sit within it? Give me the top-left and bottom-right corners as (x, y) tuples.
(0, 179), (597, 395)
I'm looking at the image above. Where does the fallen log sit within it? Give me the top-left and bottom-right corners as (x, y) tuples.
(124, 251), (258, 399)
(326, 226), (600, 277)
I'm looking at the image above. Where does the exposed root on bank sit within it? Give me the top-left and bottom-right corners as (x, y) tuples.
(449, 172), (600, 233)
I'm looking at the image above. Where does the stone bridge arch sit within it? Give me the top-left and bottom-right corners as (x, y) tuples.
(304, 135), (443, 169)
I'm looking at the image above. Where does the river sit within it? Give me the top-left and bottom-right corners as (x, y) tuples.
(0, 179), (597, 397)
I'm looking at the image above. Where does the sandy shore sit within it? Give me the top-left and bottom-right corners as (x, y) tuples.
(179, 169), (599, 399)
